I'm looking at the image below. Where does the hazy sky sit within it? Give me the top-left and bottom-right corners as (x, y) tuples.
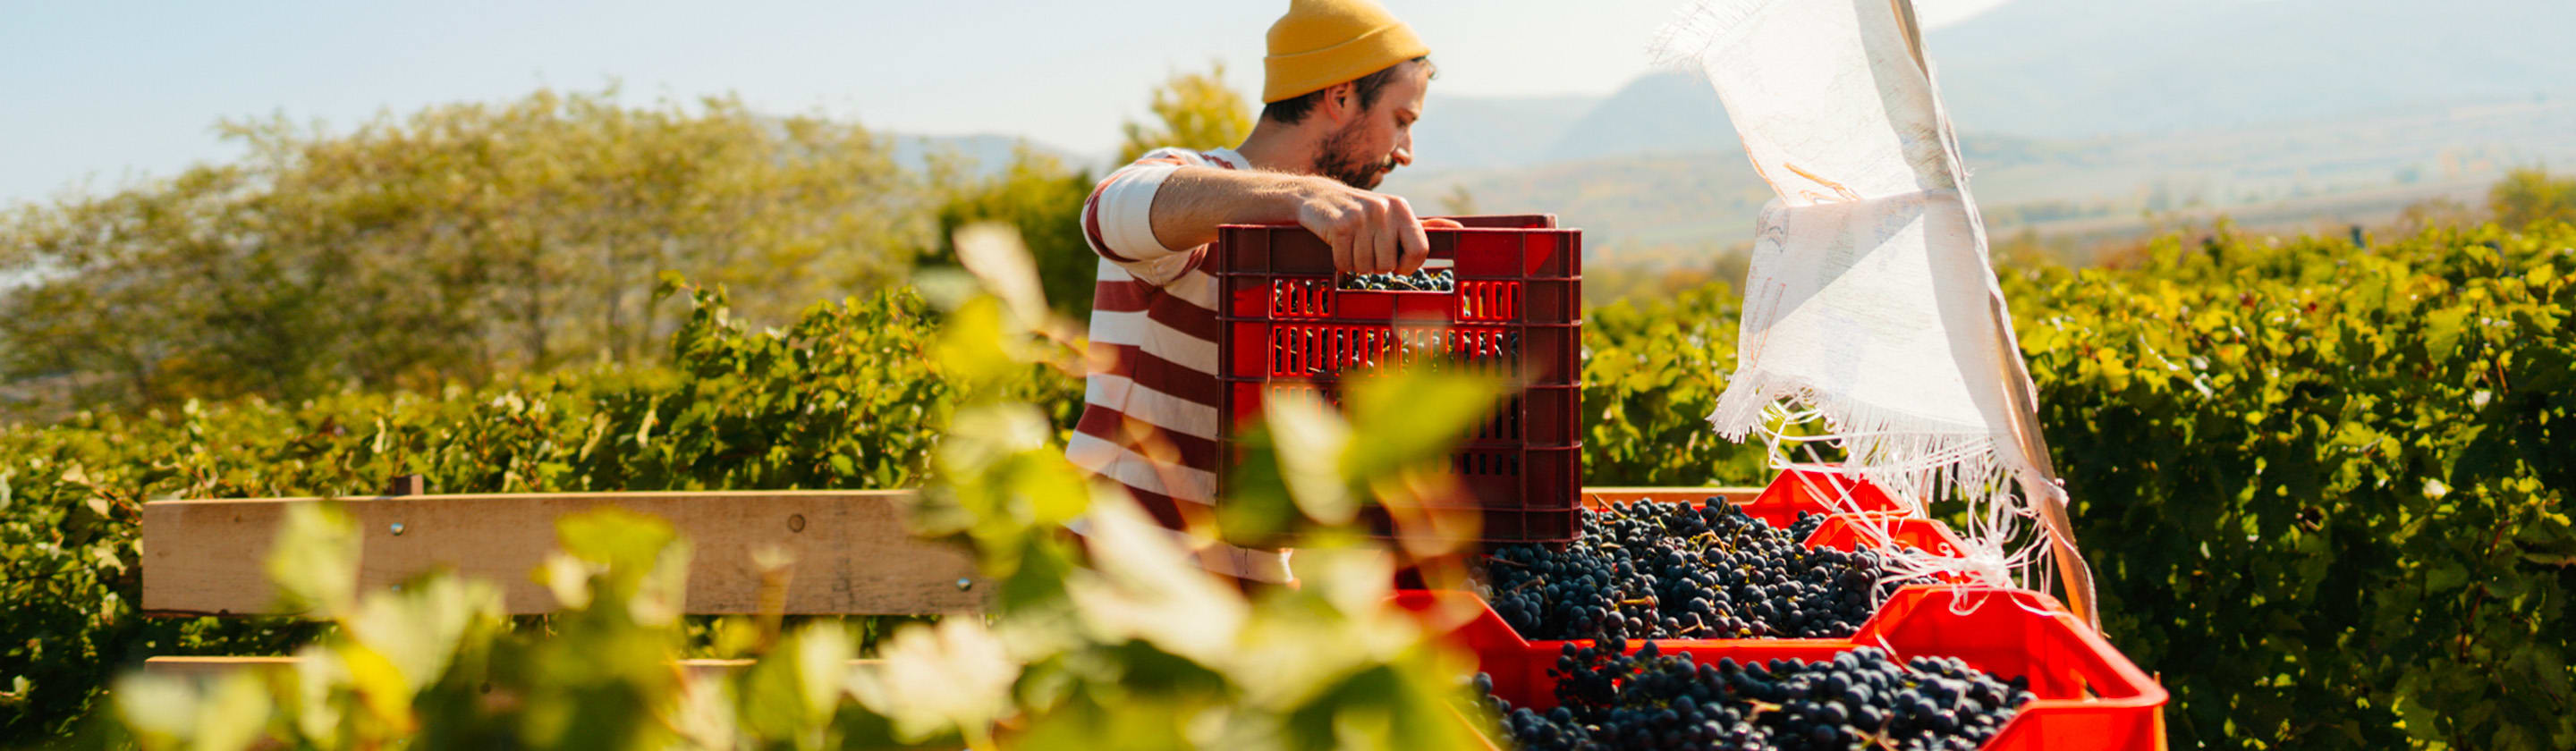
(2, 0), (2012, 205)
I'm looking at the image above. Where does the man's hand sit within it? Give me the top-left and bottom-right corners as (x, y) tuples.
(1292, 177), (1466, 274)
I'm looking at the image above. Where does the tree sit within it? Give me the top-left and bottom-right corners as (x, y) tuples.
(926, 147), (1098, 316)
(2396, 197), (2478, 233)
(935, 66), (1256, 321)
(1440, 184), (1479, 216)
(2489, 167), (2576, 229)
(0, 88), (926, 416)
(1116, 63), (1253, 164)
(0, 166), (292, 408)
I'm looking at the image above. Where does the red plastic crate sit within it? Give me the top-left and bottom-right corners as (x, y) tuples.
(1443, 474), (1973, 644)
(1746, 465), (1905, 516)
(1211, 215), (1583, 543)
(1421, 478), (1978, 647)
(1394, 585), (2167, 750)
(1586, 469), (1962, 555)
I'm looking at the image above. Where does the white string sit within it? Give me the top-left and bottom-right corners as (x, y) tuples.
(1749, 402), (2061, 618)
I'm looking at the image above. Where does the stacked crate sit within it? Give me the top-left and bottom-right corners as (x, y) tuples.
(1209, 215), (1582, 542)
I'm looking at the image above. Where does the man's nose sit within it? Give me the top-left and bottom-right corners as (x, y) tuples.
(1392, 141), (1413, 167)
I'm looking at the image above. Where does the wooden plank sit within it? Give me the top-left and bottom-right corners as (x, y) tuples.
(143, 656), (1502, 748)
(142, 655), (886, 681)
(142, 486), (1766, 618)
(1580, 486), (1763, 507)
(140, 656), (301, 681)
(142, 491), (986, 617)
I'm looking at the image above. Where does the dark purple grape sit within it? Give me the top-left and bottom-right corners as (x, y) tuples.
(1484, 502), (1928, 643)
(1488, 643), (2029, 750)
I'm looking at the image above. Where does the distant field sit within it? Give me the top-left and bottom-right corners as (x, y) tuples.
(1384, 97), (2576, 267)
(2007, 179), (2496, 261)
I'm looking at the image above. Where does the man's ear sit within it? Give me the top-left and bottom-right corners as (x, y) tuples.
(1317, 80), (1360, 126)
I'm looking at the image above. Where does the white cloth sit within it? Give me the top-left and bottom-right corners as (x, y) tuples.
(1659, 0), (2074, 591)
(1721, 190), (2015, 466)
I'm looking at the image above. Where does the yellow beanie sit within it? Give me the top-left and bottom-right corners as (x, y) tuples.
(1262, 0), (1430, 104)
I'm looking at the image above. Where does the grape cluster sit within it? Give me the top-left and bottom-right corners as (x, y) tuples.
(1341, 267), (1456, 291)
(1484, 502), (1919, 641)
(1487, 641), (2033, 750)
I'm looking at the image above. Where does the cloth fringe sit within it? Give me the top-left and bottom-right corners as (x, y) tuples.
(1712, 367), (2054, 591)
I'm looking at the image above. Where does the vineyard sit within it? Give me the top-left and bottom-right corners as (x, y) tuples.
(2, 220), (2571, 748)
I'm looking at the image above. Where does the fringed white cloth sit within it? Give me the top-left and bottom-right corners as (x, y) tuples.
(1657, 0), (2090, 608)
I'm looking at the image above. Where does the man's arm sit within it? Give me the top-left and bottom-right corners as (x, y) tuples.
(1146, 166), (1453, 275)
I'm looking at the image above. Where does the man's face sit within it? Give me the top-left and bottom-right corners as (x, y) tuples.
(1314, 63), (1428, 190)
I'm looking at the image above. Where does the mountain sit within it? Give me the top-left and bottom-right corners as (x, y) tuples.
(1370, 0), (2576, 269)
(1385, 148), (1774, 249)
(1411, 94), (1601, 172)
(1537, 72), (1735, 164)
(887, 133), (1085, 177)
(1386, 96), (2576, 257)
(1922, 0), (2576, 139)
(1409, 0), (2576, 173)
(1411, 72), (1728, 173)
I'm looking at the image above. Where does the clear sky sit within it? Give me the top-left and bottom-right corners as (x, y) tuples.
(1, 0), (2012, 206)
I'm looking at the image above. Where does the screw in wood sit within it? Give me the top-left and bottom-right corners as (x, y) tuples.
(389, 522), (405, 536)
(787, 514), (807, 533)
(955, 578), (974, 591)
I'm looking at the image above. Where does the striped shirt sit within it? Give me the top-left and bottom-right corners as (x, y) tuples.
(1069, 147), (1292, 581)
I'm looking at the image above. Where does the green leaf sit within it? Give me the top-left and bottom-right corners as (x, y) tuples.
(952, 223), (1052, 330)
(845, 618), (1016, 746)
(1340, 367), (1509, 483)
(548, 509), (691, 626)
(1066, 492), (1248, 663)
(2424, 308), (2472, 356)
(191, 670), (275, 751)
(1263, 390), (1356, 525)
(266, 502), (361, 616)
(736, 621), (852, 741)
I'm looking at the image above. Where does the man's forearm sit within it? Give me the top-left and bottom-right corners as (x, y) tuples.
(1123, 165), (1439, 275)
(1147, 167), (1318, 252)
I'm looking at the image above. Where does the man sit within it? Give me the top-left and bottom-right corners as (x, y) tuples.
(1068, 0), (1457, 582)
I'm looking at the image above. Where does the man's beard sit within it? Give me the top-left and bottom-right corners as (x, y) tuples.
(1313, 121), (1394, 190)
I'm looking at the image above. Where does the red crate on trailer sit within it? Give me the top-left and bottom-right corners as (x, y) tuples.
(1211, 215), (1582, 543)
(1587, 468), (1963, 556)
(1744, 465), (1905, 516)
(1742, 468), (1981, 561)
(1394, 585), (2167, 750)
(1432, 470), (1976, 646)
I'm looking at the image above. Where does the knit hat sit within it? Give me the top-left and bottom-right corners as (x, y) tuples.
(1262, 0), (1430, 103)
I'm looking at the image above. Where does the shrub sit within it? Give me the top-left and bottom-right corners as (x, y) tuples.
(0, 283), (1078, 742)
(2008, 223), (2574, 748)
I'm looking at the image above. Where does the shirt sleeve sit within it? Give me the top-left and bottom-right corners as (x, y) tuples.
(1080, 149), (1199, 269)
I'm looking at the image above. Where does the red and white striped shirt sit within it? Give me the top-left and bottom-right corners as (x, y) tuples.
(1069, 147), (1292, 581)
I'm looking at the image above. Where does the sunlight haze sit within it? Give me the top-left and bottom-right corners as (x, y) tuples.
(0, 0), (2012, 205)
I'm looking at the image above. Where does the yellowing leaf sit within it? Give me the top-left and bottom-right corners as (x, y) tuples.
(846, 618), (1016, 746)
(1264, 390), (1356, 524)
(1067, 491), (1248, 663)
(1341, 368), (1509, 484)
(191, 671), (275, 751)
(953, 223), (1051, 331)
(266, 502), (360, 617)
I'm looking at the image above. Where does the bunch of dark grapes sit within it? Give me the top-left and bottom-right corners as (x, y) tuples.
(1342, 267), (1456, 291)
(1484, 501), (1920, 641)
(1486, 640), (2034, 750)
